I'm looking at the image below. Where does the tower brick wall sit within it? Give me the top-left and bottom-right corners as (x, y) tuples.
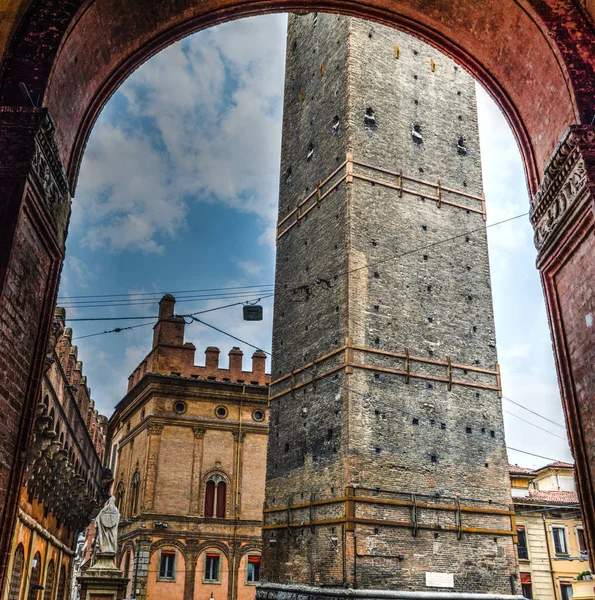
(263, 15), (517, 596)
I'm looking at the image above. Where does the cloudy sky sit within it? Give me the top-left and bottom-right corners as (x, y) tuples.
(58, 13), (572, 469)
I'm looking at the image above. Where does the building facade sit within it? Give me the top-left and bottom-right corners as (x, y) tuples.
(511, 463), (592, 600)
(2, 308), (108, 600)
(107, 295), (269, 600)
(261, 15), (517, 599)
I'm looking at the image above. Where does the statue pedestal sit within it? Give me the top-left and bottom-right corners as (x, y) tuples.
(77, 553), (129, 600)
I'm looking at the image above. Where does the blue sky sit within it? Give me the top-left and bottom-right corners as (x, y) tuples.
(58, 14), (572, 469)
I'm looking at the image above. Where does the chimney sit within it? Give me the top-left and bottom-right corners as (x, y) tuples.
(252, 350), (266, 380)
(205, 347), (220, 371)
(152, 294), (185, 348)
(229, 347), (243, 378)
(158, 294), (175, 318)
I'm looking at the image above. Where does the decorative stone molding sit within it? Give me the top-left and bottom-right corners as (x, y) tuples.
(18, 509), (74, 556)
(0, 107), (70, 244)
(147, 423), (164, 436)
(531, 125), (595, 254)
(193, 426), (206, 439)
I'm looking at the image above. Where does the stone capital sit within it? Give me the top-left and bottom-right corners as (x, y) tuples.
(531, 125), (595, 262)
(232, 430), (247, 443)
(193, 426), (206, 439)
(147, 423), (164, 436)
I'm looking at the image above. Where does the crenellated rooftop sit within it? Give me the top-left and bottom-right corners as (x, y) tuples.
(127, 295), (270, 391)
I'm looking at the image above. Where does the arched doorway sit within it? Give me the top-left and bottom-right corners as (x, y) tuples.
(0, 0), (593, 591)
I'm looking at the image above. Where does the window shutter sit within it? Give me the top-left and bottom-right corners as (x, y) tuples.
(205, 480), (215, 517)
(216, 481), (226, 518)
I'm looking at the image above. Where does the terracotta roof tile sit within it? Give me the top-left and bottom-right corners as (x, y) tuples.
(509, 464), (536, 475)
(524, 489), (579, 505)
(539, 461), (574, 470)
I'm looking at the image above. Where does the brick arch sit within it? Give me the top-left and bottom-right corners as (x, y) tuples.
(0, 0), (593, 194)
(195, 541), (231, 559)
(149, 538), (189, 559)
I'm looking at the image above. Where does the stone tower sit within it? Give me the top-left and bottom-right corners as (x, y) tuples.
(260, 14), (518, 600)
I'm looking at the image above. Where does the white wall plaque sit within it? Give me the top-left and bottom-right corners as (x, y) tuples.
(425, 572), (454, 588)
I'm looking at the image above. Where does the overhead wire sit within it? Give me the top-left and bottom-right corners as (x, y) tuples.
(502, 395), (567, 430)
(58, 283), (275, 301)
(502, 409), (568, 441)
(183, 315), (571, 466)
(60, 210), (528, 317)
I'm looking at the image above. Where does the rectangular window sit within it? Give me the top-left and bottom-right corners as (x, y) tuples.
(561, 584), (573, 600)
(159, 551), (175, 580)
(520, 573), (532, 599)
(247, 555), (261, 583)
(521, 584), (533, 599)
(517, 526), (529, 560)
(577, 528), (588, 556)
(552, 527), (568, 555)
(205, 554), (220, 582)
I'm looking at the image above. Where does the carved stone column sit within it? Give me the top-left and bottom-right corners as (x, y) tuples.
(531, 124), (595, 561)
(0, 107), (70, 582)
(231, 430), (246, 519)
(142, 423), (164, 511)
(189, 427), (206, 514)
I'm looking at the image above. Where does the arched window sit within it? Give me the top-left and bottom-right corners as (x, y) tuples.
(130, 472), (141, 515)
(43, 560), (55, 600)
(205, 474), (226, 518)
(27, 552), (42, 600)
(116, 481), (126, 513)
(123, 552), (131, 579)
(56, 565), (67, 600)
(7, 544), (24, 600)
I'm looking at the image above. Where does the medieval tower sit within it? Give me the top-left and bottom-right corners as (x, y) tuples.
(260, 13), (518, 600)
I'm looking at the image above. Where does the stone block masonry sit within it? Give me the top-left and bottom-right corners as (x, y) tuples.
(262, 14), (519, 597)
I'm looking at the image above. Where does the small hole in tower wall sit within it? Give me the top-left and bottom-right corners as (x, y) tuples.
(457, 137), (468, 155)
(431, 454), (438, 463)
(375, 447), (381, 453)
(307, 143), (314, 161)
(411, 123), (423, 144)
(285, 167), (292, 184)
(332, 116), (340, 134)
(412, 418), (419, 425)
(364, 108), (377, 130)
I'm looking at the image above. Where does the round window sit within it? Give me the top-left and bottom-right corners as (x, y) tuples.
(252, 410), (265, 422)
(215, 406), (228, 419)
(174, 401), (187, 415)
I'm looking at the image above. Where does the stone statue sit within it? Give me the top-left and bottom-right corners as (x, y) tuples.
(95, 496), (120, 556)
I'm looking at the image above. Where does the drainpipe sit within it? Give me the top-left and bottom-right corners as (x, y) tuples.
(231, 385), (245, 600)
(543, 514), (557, 600)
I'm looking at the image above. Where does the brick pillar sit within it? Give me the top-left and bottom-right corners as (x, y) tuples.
(183, 548), (199, 600)
(0, 107), (70, 586)
(189, 427), (206, 514)
(142, 423), (164, 511)
(531, 125), (595, 564)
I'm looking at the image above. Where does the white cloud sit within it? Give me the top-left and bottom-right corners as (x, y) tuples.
(75, 14), (287, 254)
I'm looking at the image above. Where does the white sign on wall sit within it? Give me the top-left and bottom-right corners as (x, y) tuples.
(425, 572), (455, 588)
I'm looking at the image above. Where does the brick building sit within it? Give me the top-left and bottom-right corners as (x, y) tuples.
(511, 463), (592, 600)
(260, 15), (518, 600)
(107, 295), (269, 600)
(2, 308), (107, 600)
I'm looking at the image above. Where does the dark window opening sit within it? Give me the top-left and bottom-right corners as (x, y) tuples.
(159, 551), (176, 580)
(247, 555), (261, 582)
(457, 136), (468, 155)
(205, 554), (221, 582)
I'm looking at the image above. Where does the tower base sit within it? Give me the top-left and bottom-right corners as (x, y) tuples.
(256, 583), (526, 600)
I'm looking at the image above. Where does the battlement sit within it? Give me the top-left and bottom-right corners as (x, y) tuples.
(127, 295), (270, 391)
(52, 307), (107, 456)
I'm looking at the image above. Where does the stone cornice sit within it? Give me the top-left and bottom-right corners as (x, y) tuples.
(531, 125), (595, 255)
(18, 508), (74, 556)
(117, 416), (268, 448)
(111, 373), (269, 427)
